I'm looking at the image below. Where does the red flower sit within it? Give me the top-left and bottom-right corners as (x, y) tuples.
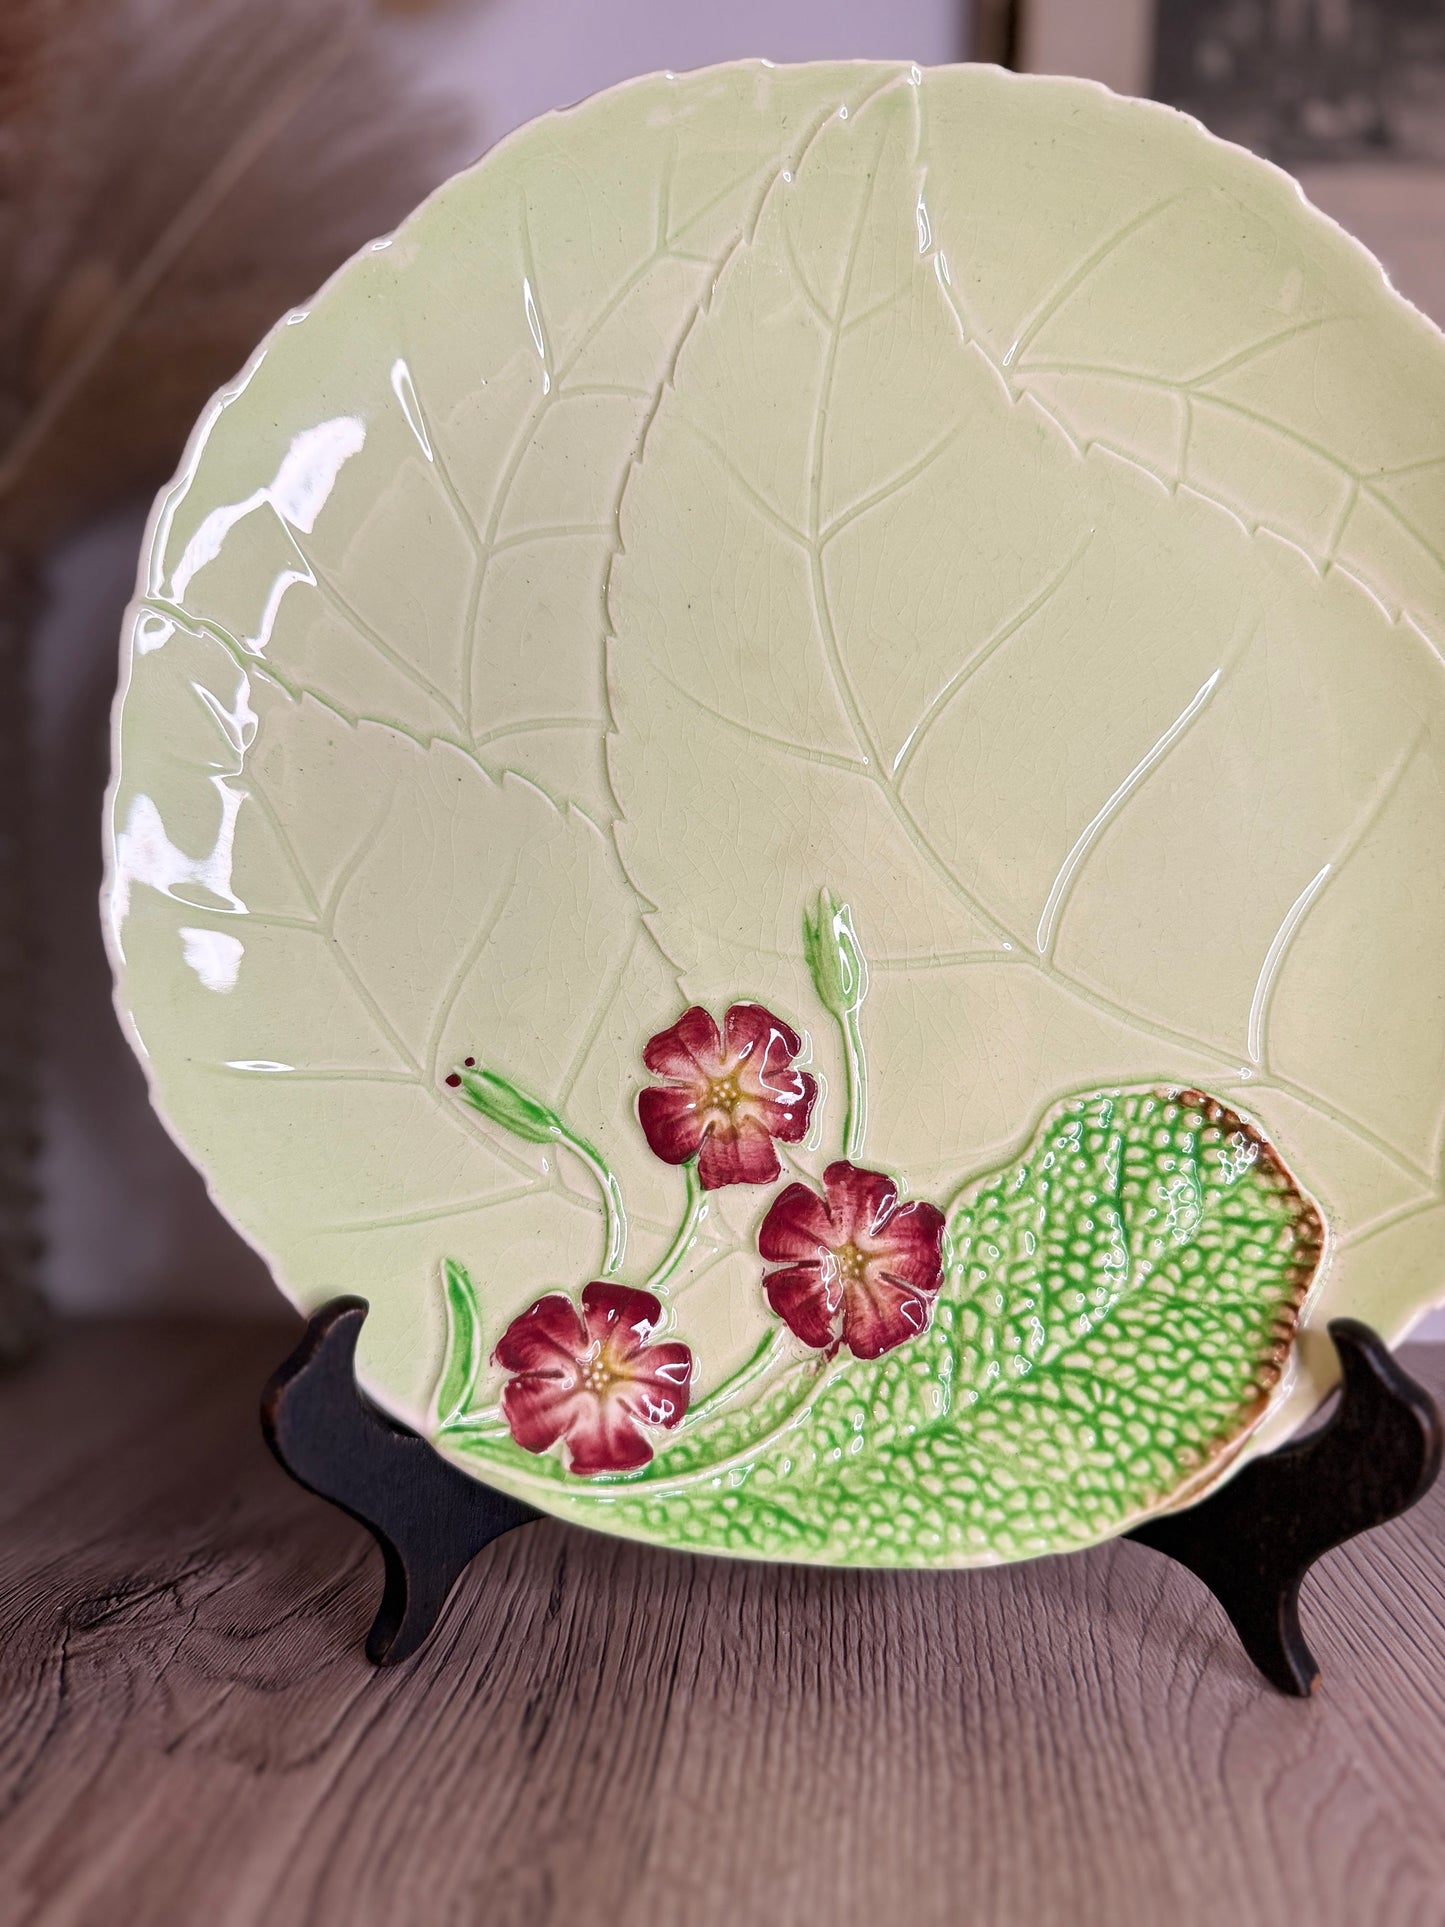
(494, 1282), (693, 1476)
(638, 1003), (818, 1191)
(758, 1161), (946, 1360)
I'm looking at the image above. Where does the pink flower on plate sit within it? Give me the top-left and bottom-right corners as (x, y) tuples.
(494, 1282), (693, 1477)
(638, 1003), (818, 1191)
(758, 1161), (946, 1360)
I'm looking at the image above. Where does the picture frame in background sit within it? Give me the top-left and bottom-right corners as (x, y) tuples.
(978, 0), (1156, 94)
(1155, 0), (1445, 327)
(998, 0), (1445, 327)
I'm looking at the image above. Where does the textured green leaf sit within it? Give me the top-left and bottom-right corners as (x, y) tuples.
(499, 1088), (1321, 1564)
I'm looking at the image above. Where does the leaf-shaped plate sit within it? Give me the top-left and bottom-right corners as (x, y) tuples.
(105, 62), (1445, 1568)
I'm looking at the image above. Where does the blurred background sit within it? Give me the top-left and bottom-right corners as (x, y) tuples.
(6, 0), (1443, 1338)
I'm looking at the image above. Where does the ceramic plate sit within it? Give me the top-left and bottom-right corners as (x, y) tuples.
(105, 61), (1445, 1568)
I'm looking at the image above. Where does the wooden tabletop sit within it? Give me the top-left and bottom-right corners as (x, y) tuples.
(2, 1323), (1443, 1926)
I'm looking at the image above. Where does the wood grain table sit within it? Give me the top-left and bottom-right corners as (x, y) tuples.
(2, 1323), (1442, 1926)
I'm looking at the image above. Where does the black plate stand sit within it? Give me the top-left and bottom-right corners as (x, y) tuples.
(261, 1297), (538, 1663)
(262, 1298), (1440, 1691)
(1126, 1317), (1441, 1693)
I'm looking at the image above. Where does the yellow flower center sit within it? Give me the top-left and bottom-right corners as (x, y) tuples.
(833, 1242), (866, 1282)
(578, 1347), (623, 1397)
(708, 1073), (742, 1111)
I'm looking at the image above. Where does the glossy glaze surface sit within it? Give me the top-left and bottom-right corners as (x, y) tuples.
(105, 61), (1445, 1564)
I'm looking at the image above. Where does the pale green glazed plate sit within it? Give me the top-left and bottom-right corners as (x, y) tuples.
(104, 61), (1445, 1568)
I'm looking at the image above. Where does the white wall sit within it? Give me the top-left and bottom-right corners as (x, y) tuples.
(405, 0), (967, 150)
(1017, 0), (1155, 95)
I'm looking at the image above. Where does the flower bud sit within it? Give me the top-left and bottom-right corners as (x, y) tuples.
(802, 888), (869, 1019)
(450, 1065), (564, 1144)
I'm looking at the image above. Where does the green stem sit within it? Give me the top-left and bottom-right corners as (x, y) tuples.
(559, 1129), (627, 1275)
(840, 1005), (868, 1161)
(644, 1159), (705, 1293)
(634, 1351), (835, 1494)
(686, 1327), (786, 1427)
(802, 889), (871, 1160)
(438, 1402), (505, 1438)
(442, 1342), (833, 1498)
